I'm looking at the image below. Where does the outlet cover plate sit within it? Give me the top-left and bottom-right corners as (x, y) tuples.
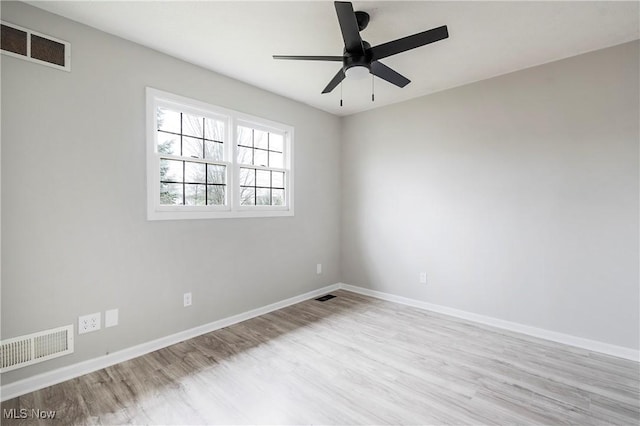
(184, 292), (192, 307)
(419, 272), (427, 284)
(78, 312), (101, 334)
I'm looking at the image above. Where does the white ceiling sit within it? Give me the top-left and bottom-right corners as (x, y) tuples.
(28, 1), (639, 116)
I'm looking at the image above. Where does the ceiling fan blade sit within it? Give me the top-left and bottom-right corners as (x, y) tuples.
(273, 55), (344, 61)
(334, 1), (364, 54)
(370, 61), (411, 88)
(322, 68), (346, 94)
(371, 25), (448, 61)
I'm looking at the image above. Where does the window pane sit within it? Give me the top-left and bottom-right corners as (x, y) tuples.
(207, 164), (226, 185)
(238, 146), (253, 165)
(272, 189), (285, 206)
(183, 136), (203, 158)
(240, 186), (255, 205)
(157, 107), (181, 133)
(239, 168), (255, 186)
(269, 133), (284, 152)
(256, 188), (270, 205)
(205, 118), (224, 141)
(182, 113), (203, 138)
(160, 183), (183, 205)
(185, 184), (206, 206)
(204, 140), (223, 161)
(255, 149), (268, 167)
(269, 151), (283, 168)
(272, 171), (284, 188)
(157, 131), (179, 155)
(160, 159), (182, 182)
(255, 130), (268, 149)
(256, 169), (270, 187)
(185, 161), (206, 184)
(207, 185), (226, 205)
(238, 126), (253, 147)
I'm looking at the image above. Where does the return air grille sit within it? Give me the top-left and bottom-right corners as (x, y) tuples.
(1, 21), (70, 71)
(1, 325), (74, 372)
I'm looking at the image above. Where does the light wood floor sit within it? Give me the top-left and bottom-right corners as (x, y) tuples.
(2, 290), (639, 425)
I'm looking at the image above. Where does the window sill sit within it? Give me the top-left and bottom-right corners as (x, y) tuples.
(147, 208), (294, 221)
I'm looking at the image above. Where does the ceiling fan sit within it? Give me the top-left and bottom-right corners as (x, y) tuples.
(273, 1), (449, 95)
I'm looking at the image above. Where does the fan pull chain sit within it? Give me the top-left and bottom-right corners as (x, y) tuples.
(371, 74), (375, 102)
(340, 80), (343, 107)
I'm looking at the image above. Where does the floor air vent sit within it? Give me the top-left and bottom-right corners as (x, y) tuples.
(1, 325), (74, 372)
(315, 294), (336, 302)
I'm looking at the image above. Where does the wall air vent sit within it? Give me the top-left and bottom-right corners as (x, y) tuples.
(1, 21), (70, 71)
(0, 325), (74, 372)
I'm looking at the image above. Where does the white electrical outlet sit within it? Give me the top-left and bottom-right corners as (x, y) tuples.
(78, 312), (101, 334)
(316, 263), (322, 274)
(419, 272), (427, 284)
(105, 308), (119, 328)
(184, 292), (192, 307)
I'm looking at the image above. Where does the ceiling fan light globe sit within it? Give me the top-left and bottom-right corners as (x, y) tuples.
(346, 66), (370, 80)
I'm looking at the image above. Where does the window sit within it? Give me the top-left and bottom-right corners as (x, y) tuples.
(147, 88), (293, 220)
(237, 125), (286, 206)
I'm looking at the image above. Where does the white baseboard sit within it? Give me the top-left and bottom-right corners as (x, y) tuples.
(339, 283), (640, 362)
(0, 283), (340, 402)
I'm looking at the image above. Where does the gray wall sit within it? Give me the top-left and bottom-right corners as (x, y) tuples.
(341, 41), (640, 350)
(1, 2), (341, 383)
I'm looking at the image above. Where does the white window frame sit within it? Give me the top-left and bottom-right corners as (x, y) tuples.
(146, 88), (294, 220)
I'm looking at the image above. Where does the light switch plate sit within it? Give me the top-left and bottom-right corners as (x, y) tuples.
(105, 309), (119, 328)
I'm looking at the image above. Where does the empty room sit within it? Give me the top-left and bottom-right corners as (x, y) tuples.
(1, 1), (638, 424)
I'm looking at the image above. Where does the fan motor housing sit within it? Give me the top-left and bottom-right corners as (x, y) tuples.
(343, 40), (372, 72)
